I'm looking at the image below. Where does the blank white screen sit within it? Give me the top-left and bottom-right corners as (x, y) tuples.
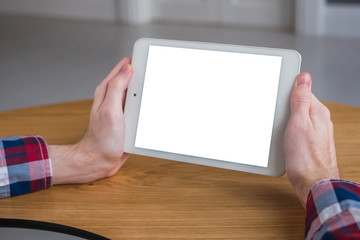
(135, 45), (282, 167)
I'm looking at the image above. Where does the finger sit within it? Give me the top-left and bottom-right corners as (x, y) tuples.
(290, 72), (313, 119)
(101, 64), (133, 114)
(93, 58), (132, 111)
(104, 57), (132, 82)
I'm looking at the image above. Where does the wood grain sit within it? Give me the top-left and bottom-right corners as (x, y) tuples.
(0, 100), (359, 239)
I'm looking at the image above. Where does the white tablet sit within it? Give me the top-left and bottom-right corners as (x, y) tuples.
(124, 38), (301, 177)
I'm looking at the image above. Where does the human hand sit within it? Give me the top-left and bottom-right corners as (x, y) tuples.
(51, 57), (133, 184)
(284, 72), (340, 208)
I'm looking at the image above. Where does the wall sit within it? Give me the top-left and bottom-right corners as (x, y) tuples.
(0, 0), (295, 30)
(149, 0), (294, 30)
(0, 0), (117, 21)
(296, 0), (360, 37)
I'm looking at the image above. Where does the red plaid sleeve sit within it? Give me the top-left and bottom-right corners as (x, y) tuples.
(306, 179), (360, 239)
(0, 136), (52, 198)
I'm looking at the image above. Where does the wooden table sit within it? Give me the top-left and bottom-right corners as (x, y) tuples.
(0, 100), (359, 239)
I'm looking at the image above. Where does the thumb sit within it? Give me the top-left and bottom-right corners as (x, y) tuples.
(102, 64), (133, 113)
(290, 72), (313, 118)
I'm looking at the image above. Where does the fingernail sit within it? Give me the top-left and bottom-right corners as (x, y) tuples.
(297, 73), (311, 87)
(119, 64), (133, 75)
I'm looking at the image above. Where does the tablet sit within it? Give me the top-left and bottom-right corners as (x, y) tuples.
(124, 38), (301, 177)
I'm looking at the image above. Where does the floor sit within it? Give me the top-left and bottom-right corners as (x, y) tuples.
(1, 14), (360, 112)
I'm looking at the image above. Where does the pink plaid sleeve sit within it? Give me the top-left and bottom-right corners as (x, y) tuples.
(0, 136), (52, 198)
(306, 179), (360, 239)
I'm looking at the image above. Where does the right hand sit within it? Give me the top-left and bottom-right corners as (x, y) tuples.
(284, 72), (340, 208)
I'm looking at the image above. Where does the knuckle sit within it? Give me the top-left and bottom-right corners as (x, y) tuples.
(97, 107), (113, 121)
(297, 96), (311, 104)
(98, 106), (122, 124)
(108, 77), (125, 90)
(319, 105), (331, 120)
(291, 94), (311, 112)
(324, 107), (331, 118)
(292, 89), (311, 103)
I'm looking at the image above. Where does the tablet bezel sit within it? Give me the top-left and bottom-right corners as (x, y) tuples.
(124, 38), (301, 177)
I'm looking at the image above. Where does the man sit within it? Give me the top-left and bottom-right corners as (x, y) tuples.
(1, 58), (359, 239)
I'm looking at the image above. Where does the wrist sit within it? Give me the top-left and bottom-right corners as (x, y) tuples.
(294, 176), (341, 209)
(294, 182), (312, 209)
(50, 143), (104, 185)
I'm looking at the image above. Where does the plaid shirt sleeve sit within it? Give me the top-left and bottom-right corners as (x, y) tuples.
(0, 136), (52, 198)
(305, 179), (360, 239)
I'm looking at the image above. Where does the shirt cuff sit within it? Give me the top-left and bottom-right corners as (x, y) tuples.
(0, 136), (53, 198)
(305, 179), (360, 239)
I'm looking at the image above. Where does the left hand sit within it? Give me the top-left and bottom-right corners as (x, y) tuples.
(51, 57), (133, 184)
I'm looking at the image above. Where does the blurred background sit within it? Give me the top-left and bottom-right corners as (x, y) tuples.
(0, 0), (359, 112)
